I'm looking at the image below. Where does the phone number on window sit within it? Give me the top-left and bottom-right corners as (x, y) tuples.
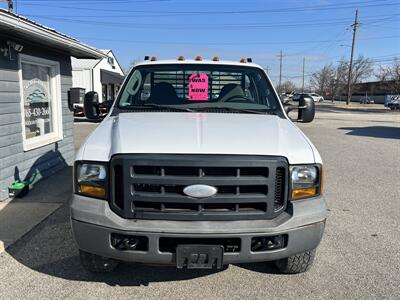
(25, 107), (50, 118)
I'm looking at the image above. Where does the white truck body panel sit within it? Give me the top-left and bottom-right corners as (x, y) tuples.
(77, 112), (319, 164)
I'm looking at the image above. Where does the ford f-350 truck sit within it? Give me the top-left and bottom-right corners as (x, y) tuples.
(71, 57), (327, 274)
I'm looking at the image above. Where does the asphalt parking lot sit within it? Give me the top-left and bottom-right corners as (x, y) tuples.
(0, 104), (399, 299)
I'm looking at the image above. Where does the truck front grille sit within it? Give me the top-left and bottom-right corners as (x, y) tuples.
(110, 155), (288, 221)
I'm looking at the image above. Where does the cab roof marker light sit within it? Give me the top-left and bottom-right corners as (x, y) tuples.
(177, 55), (185, 61)
(240, 58), (246, 63)
(144, 56), (150, 61)
(247, 57), (253, 63)
(212, 56), (220, 61)
(150, 56), (157, 61)
(195, 56), (202, 61)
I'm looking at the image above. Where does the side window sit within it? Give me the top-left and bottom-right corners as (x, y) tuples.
(20, 55), (63, 151)
(243, 75), (256, 102)
(140, 73), (151, 101)
(119, 69), (143, 106)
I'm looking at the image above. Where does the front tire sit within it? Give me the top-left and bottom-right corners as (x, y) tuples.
(274, 249), (316, 274)
(79, 250), (119, 273)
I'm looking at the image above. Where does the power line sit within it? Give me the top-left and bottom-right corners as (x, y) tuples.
(20, 0), (167, 3)
(18, 0), (399, 16)
(72, 35), (400, 46)
(21, 14), (398, 30)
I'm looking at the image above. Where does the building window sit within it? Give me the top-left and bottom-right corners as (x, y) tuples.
(115, 85), (120, 97)
(107, 57), (115, 69)
(102, 84), (107, 101)
(19, 54), (63, 151)
(110, 84), (115, 101)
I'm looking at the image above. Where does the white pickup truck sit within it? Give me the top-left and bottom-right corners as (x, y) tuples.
(71, 57), (327, 274)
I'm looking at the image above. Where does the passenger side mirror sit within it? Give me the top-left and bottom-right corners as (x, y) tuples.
(283, 95), (315, 123)
(297, 96), (315, 123)
(84, 91), (100, 120)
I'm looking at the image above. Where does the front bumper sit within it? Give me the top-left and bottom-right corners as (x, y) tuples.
(70, 195), (327, 264)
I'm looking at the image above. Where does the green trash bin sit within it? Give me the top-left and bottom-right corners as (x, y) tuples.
(8, 180), (29, 198)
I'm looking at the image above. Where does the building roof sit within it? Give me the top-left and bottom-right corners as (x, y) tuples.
(71, 57), (100, 69)
(72, 49), (125, 76)
(0, 9), (106, 59)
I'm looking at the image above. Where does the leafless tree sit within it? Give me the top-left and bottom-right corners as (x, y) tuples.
(331, 59), (348, 100)
(310, 56), (372, 100)
(125, 57), (142, 74)
(375, 58), (400, 93)
(280, 80), (297, 93)
(346, 55), (373, 97)
(309, 64), (335, 97)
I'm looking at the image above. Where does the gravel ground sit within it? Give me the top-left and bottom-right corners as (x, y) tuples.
(0, 106), (399, 300)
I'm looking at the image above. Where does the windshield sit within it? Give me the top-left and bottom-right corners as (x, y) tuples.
(117, 64), (282, 114)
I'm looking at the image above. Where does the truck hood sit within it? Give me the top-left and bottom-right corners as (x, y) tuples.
(78, 112), (317, 164)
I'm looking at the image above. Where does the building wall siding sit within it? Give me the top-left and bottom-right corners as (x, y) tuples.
(0, 36), (74, 200)
(72, 69), (92, 93)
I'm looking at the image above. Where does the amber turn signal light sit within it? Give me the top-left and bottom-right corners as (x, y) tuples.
(291, 187), (317, 200)
(79, 185), (106, 198)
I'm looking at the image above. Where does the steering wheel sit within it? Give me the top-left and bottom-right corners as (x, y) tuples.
(222, 95), (251, 103)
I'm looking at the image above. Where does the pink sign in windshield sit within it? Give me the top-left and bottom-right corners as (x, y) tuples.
(188, 73), (208, 101)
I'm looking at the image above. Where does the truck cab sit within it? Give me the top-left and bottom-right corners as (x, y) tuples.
(71, 57), (327, 274)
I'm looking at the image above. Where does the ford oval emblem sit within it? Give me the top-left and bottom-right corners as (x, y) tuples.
(183, 184), (217, 198)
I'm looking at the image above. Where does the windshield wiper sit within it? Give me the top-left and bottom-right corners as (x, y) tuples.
(119, 103), (195, 112)
(191, 106), (275, 115)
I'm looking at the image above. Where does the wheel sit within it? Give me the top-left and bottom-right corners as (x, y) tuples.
(79, 250), (119, 273)
(274, 249), (316, 274)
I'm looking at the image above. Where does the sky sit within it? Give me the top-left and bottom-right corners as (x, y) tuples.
(3, 0), (400, 86)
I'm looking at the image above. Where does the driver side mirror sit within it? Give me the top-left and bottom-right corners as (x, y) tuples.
(84, 91), (100, 121)
(283, 95), (315, 123)
(67, 88), (85, 112)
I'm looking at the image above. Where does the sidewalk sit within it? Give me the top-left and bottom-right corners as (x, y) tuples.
(0, 167), (72, 253)
(0, 122), (97, 253)
(317, 102), (394, 114)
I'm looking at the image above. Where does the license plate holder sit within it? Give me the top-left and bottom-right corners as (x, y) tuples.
(176, 245), (224, 269)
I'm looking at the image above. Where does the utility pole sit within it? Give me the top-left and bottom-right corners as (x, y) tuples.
(278, 50), (283, 94)
(346, 9), (359, 105)
(302, 57), (305, 93)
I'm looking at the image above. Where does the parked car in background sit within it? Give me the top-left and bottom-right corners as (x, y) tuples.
(293, 93), (323, 102)
(359, 96), (375, 104)
(387, 99), (400, 110)
(309, 93), (324, 102)
(280, 93), (292, 104)
(73, 103), (84, 117)
(99, 99), (114, 115)
(73, 99), (114, 118)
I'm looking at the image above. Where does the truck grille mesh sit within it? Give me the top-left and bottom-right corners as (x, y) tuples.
(110, 155), (288, 221)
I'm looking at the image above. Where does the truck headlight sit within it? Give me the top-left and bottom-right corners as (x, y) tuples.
(74, 162), (108, 199)
(290, 165), (322, 200)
